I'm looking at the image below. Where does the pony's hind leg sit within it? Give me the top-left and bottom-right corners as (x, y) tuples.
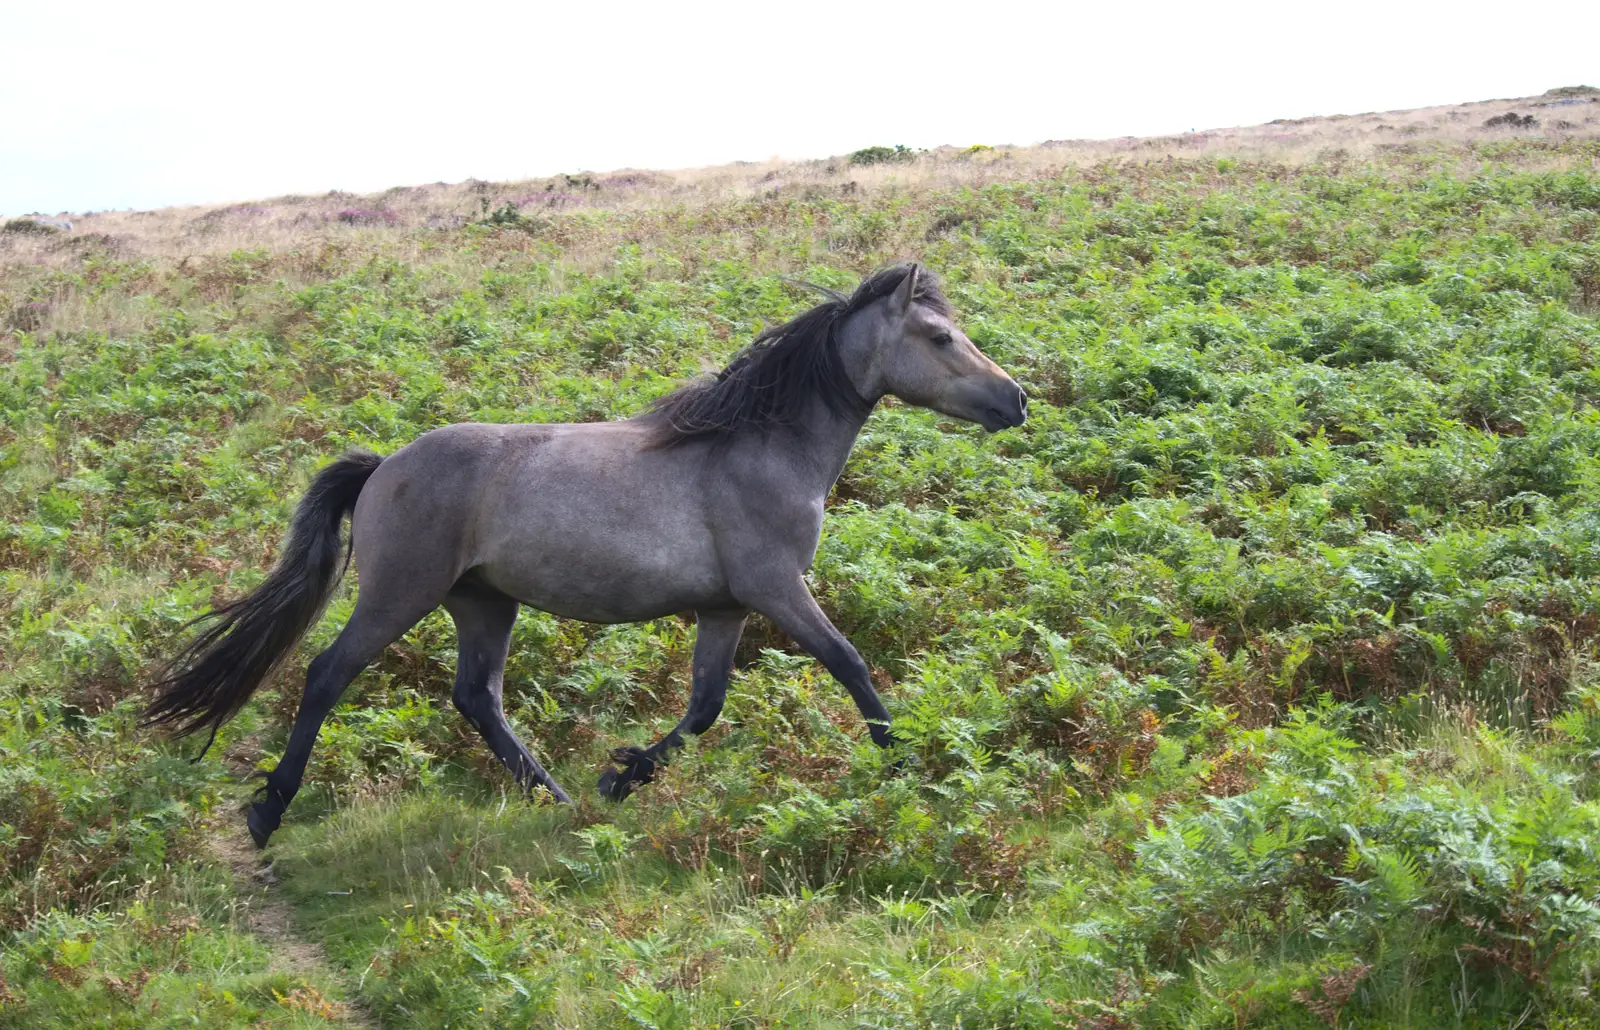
(444, 581), (572, 804)
(248, 593), (434, 847)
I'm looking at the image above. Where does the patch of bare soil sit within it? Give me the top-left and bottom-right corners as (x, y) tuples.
(207, 823), (382, 1028)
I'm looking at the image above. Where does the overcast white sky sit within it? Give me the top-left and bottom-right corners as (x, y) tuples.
(3, 0), (1596, 214)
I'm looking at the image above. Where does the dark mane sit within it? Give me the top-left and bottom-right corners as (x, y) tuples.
(641, 264), (952, 446)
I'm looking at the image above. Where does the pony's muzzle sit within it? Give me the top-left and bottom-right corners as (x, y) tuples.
(981, 383), (1028, 431)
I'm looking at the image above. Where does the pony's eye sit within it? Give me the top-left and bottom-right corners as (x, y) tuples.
(931, 332), (953, 347)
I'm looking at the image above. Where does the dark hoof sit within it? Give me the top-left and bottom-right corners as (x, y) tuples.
(246, 802), (279, 849)
(597, 767), (634, 803)
(598, 746), (658, 802)
(609, 744), (652, 767)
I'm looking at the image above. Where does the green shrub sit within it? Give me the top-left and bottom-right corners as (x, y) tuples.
(1, 218), (59, 236)
(848, 144), (917, 166)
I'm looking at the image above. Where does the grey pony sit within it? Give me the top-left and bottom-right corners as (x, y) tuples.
(144, 264), (1028, 847)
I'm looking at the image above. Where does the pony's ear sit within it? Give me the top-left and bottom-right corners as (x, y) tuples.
(892, 263), (920, 315)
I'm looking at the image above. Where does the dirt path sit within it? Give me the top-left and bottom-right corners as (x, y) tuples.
(209, 824), (382, 1029)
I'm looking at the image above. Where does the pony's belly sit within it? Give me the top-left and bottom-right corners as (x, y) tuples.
(469, 425), (734, 621)
(477, 547), (733, 624)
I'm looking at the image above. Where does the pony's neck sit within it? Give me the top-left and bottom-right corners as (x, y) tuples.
(780, 308), (882, 496)
(787, 391), (876, 497)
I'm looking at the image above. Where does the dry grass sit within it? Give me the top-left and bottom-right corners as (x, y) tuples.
(0, 87), (1593, 281)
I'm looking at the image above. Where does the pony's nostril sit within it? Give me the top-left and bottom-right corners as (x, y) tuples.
(1017, 387), (1029, 412)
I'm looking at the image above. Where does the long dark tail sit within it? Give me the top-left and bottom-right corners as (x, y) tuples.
(144, 450), (384, 748)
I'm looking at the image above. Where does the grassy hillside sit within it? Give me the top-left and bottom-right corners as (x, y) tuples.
(3, 92), (1600, 1028)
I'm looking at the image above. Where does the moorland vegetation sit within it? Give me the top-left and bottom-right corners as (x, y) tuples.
(2, 89), (1600, 1028)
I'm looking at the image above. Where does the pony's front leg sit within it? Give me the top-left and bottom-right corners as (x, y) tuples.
(598, 609), (747, 801)
(745, 578), (899, 750)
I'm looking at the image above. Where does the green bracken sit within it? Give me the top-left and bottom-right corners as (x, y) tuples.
(3, 138), (1600, 1027)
